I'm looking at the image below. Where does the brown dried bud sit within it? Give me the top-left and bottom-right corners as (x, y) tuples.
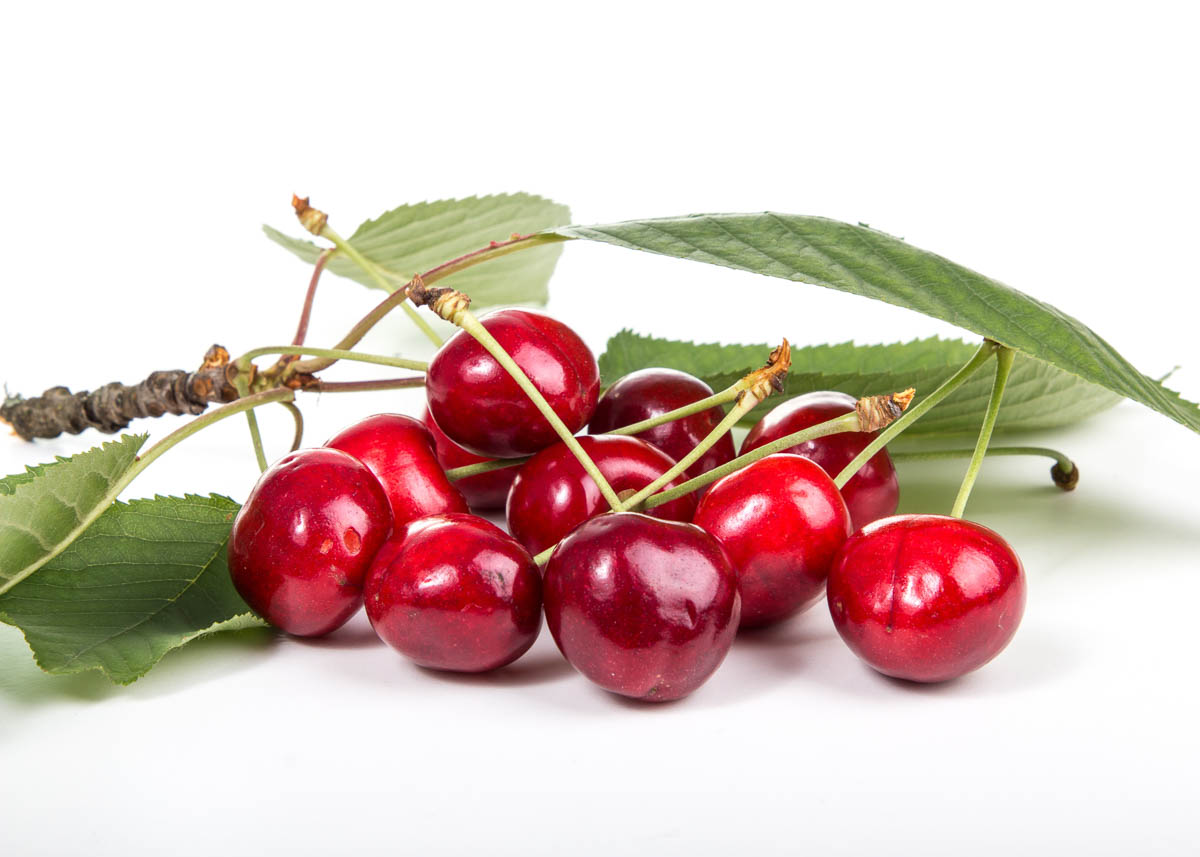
(856, 387), (915, 432)
(1051, 461), (1079, 491)
(407, 274), (471, 323)
(292, 195), (328, 236)
(736, 339), (792, 407)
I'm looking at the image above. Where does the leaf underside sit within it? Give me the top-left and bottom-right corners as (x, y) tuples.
(0, 434), (146, 596)
(0, 493), (267, 684)
(266, 193), (572, 309)
(599, 331), (1123, 435)
(557, 215), (1199, 435)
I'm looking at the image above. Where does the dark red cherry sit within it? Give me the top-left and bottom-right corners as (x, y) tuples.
(228, 447), (392, 637)
(827, 514), (1026, 683)
(588, 368), (735, 496)
(420, 407), (516, 510)
(543, 512), (740, 702)
(426, 309), (601, 458)
(364, 513), (542, 673)
(693, 454), (851, 628)
(740, 391), (899, 530)
(506, 434), (698, 556)
(326, 413), (467, 528)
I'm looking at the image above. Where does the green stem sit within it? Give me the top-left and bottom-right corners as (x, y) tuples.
(320, 224), (444, 348)
(280, 401), (305, 452)
(833, 341), (999, 490)
(951, 346), (1015, 518)
(446, 457), (525, 481)
(457, 309), (623, 512)
(237, 345), (428, 374)
(245, 409), (269, 472)
(608, 384), (741, 437)
(892, 445), (1074, 472)
(618, 395), (757, 513)
(642, 412), (861, 511)
(310, 377), (426, 394)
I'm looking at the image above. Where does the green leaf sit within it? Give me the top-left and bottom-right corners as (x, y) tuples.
(266, 193), (572, 309)
(0, 435), (147, 597)
(0, 493), (267, 685)
(599, 331), (1123, 435)
(556, 215), (1200, 434)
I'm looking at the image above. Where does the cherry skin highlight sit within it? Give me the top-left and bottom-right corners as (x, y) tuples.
(426, 309), (601, 458)
(506, 434), (698, 556)
(693, 454), (852, 628)
(326, 413), (467, 528)
(364, 513), (542, 673)
(421, 407), (516, 510)
(228, 447), (392, 637)
(588, 367), (735, 496)
(826, 514), (1026, 683)
(740, 391), (899, 530)
(543, 512), (741, 702)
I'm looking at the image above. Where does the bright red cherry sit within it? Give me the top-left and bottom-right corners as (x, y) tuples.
(420, 407), (516, 510)
(827, 514), (1027, 683)
(740, 391), (899, 531)
(588, 368), (735, 496)
(543, 512), (740, 702)
(364, 513), (542, 673)
(506, 435), (698, 556)
(326, 413), (467, 528)
(228, 448), (392, 637)
(426, 309), (601, 458)
(693, 454), (851, 628)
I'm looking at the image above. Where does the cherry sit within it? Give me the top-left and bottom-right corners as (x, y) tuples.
(826, 514), (1026, 683)
(740, 391), (899, 531)
(426, 309), (601, 458)
(693, 453), (851, 628)
(364, 513), (542, 672)
(228, 447), (392, 637)
(506, 434), (698, 556)
(587, 368), (735, 496)
(543, 512), (740, 702)
(419, 407), (516, 510)
(326, 413), (467, 528)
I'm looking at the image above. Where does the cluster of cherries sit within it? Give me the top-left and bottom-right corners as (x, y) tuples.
(228, 309), (1026, 701)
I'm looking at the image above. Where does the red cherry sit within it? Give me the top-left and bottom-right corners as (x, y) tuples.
(426, 309), (600, 458)
(364, 513), (542, 673)
(228, 448), (392, 637)
(543, 512), (740, 702)
(420, 407), (516, 510)
(740, 391), (899, 530)
(588, 368), (735, 496)
(326, 413), (467, 528)
(693, 454), (851, 628)
(827, 514), (1027, 683)
(506, 434), (698, 556)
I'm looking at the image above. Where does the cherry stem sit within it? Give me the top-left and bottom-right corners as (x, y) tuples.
(237, 345), (428, 375)
(454, 309), (624, 512)
(292, 249), (334, 347)
(318, 223), (444, 348)
(618, 394), (759, 513)
(951, 345), (1015, 518)
(280, 401), (305, 452)
(309, 377), (426, 394)
(446, 457), (525, 481)
(244, 409), (269, 472)
(833, 340), (999, 490)
(641, 412), (861, 511)
(891, 445), (1078, 490)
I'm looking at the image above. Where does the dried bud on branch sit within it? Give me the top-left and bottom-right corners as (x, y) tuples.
(737, 339), (792, 407)
(292, 195), (328, 236)
(1051, 461), (1079, 491)
(856, 387), (915, 432)
(407, 274), (471, 323)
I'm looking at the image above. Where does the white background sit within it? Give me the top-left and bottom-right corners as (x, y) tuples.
(2, 3), (1198, 854)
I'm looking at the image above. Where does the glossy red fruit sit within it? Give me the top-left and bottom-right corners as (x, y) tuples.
(827, 514), (1026, 683)
(544, 512), (740, 702)
(506, 435), (698, 556)
(693, 454), (851, 628)
(326, 413), (467, 528)
(588, 368), (735, 496)
(365, 513), (542, 673)
(740, 391), (899, 531)
(228, 448), (392, 637)
(426, 309), (601, 458)
(420, 407), (516, 510)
